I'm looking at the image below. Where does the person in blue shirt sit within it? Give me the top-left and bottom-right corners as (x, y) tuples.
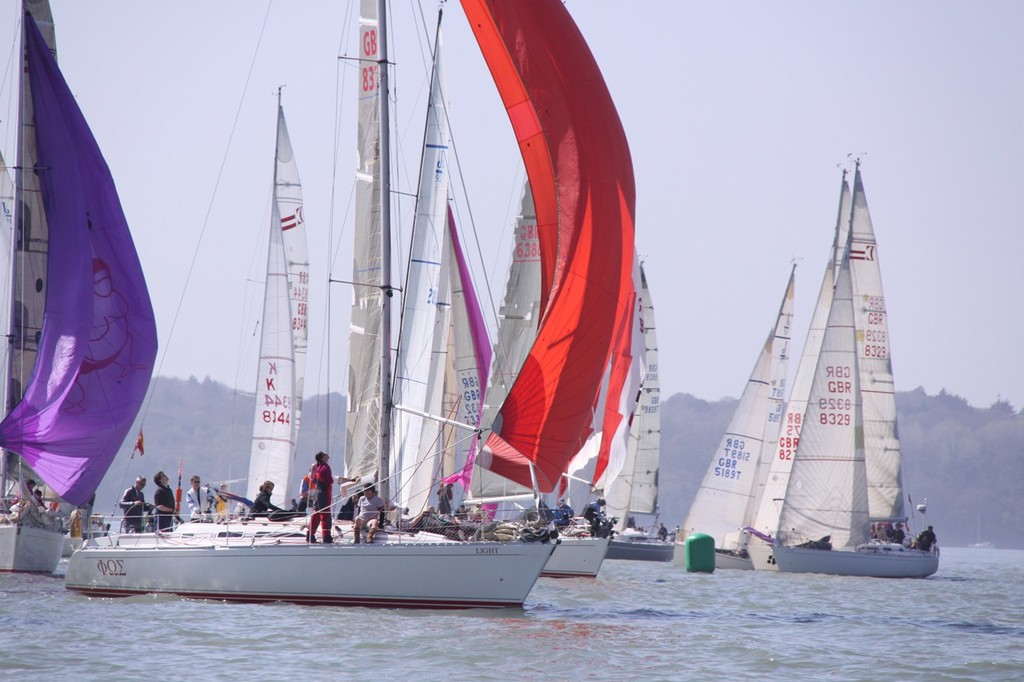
(553, 499), (574, 528)
(583, 498), (606, 536)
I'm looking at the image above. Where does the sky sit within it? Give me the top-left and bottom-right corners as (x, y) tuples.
(0, 1), (1021, 412)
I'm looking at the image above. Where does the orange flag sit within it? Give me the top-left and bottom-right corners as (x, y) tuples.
(131, 430), (145, 457)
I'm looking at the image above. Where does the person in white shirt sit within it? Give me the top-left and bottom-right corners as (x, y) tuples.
(185, 475), (214, 522)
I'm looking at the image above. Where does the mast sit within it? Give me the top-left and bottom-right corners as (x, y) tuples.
(4, 3), (55, 495)
(376, 0), (393, 502)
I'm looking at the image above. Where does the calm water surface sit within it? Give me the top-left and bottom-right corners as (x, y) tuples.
(1, 547), (1021, 680)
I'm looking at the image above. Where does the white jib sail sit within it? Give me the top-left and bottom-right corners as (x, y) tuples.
(778, 242), (869, 550)
(683, 267), (793, 549)
(750, 175), (851, 538)
(391, 26), (452, 514)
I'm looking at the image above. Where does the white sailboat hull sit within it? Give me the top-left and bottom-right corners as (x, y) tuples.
(773, 543), (939, 578)
(606, 537), (673, 562)
(747, 541), (779, 572)
(714, 549), (754, 571)
(0, 524), (64, 573)
(541, 536), (610, 578)
(65, 538), (554, 609)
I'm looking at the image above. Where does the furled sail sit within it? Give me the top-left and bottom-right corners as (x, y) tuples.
(0, 14), (158, 506)
(345, 0), (384, 483)
(463, 0), (636, 493)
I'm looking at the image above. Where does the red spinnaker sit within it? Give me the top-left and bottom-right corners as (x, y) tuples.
(463, 0), (636, 492)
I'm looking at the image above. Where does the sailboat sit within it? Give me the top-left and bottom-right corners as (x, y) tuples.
(605, 263), (672, 562)
(745, 174), (852, 571)
(0, 4), (158, 573)
(679, 266), (793, 570)
(68, 0), (632, 607)
(770, 164), (938, 578)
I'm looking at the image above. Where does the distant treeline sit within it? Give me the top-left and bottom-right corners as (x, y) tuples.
(96, 377), (1023, 549)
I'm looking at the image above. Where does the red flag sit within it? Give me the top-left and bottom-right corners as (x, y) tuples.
(132, 430), (145, 457)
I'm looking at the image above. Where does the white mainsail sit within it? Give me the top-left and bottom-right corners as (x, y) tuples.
(246, 104), (307, 501)
(847, 167), (904, 522)
(390, 26), (453, 515)
(777, 238), (869, 550)
(749, 175), (852, 538)
(682, 267), (793, 549)
(345, 0), (384, 483)
(604, 262), (661, 525)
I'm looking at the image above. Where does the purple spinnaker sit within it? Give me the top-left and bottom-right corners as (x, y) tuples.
(0, 15), (158, 506)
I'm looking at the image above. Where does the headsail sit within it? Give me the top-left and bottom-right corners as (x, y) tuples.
(750, 174), (851, 538)
(0, 14), (158, 506)
(463, 0), (636, 493)
(392, 22), (453, 514)
(683, 267), (793, 549)
(778, 239), (869, 550)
